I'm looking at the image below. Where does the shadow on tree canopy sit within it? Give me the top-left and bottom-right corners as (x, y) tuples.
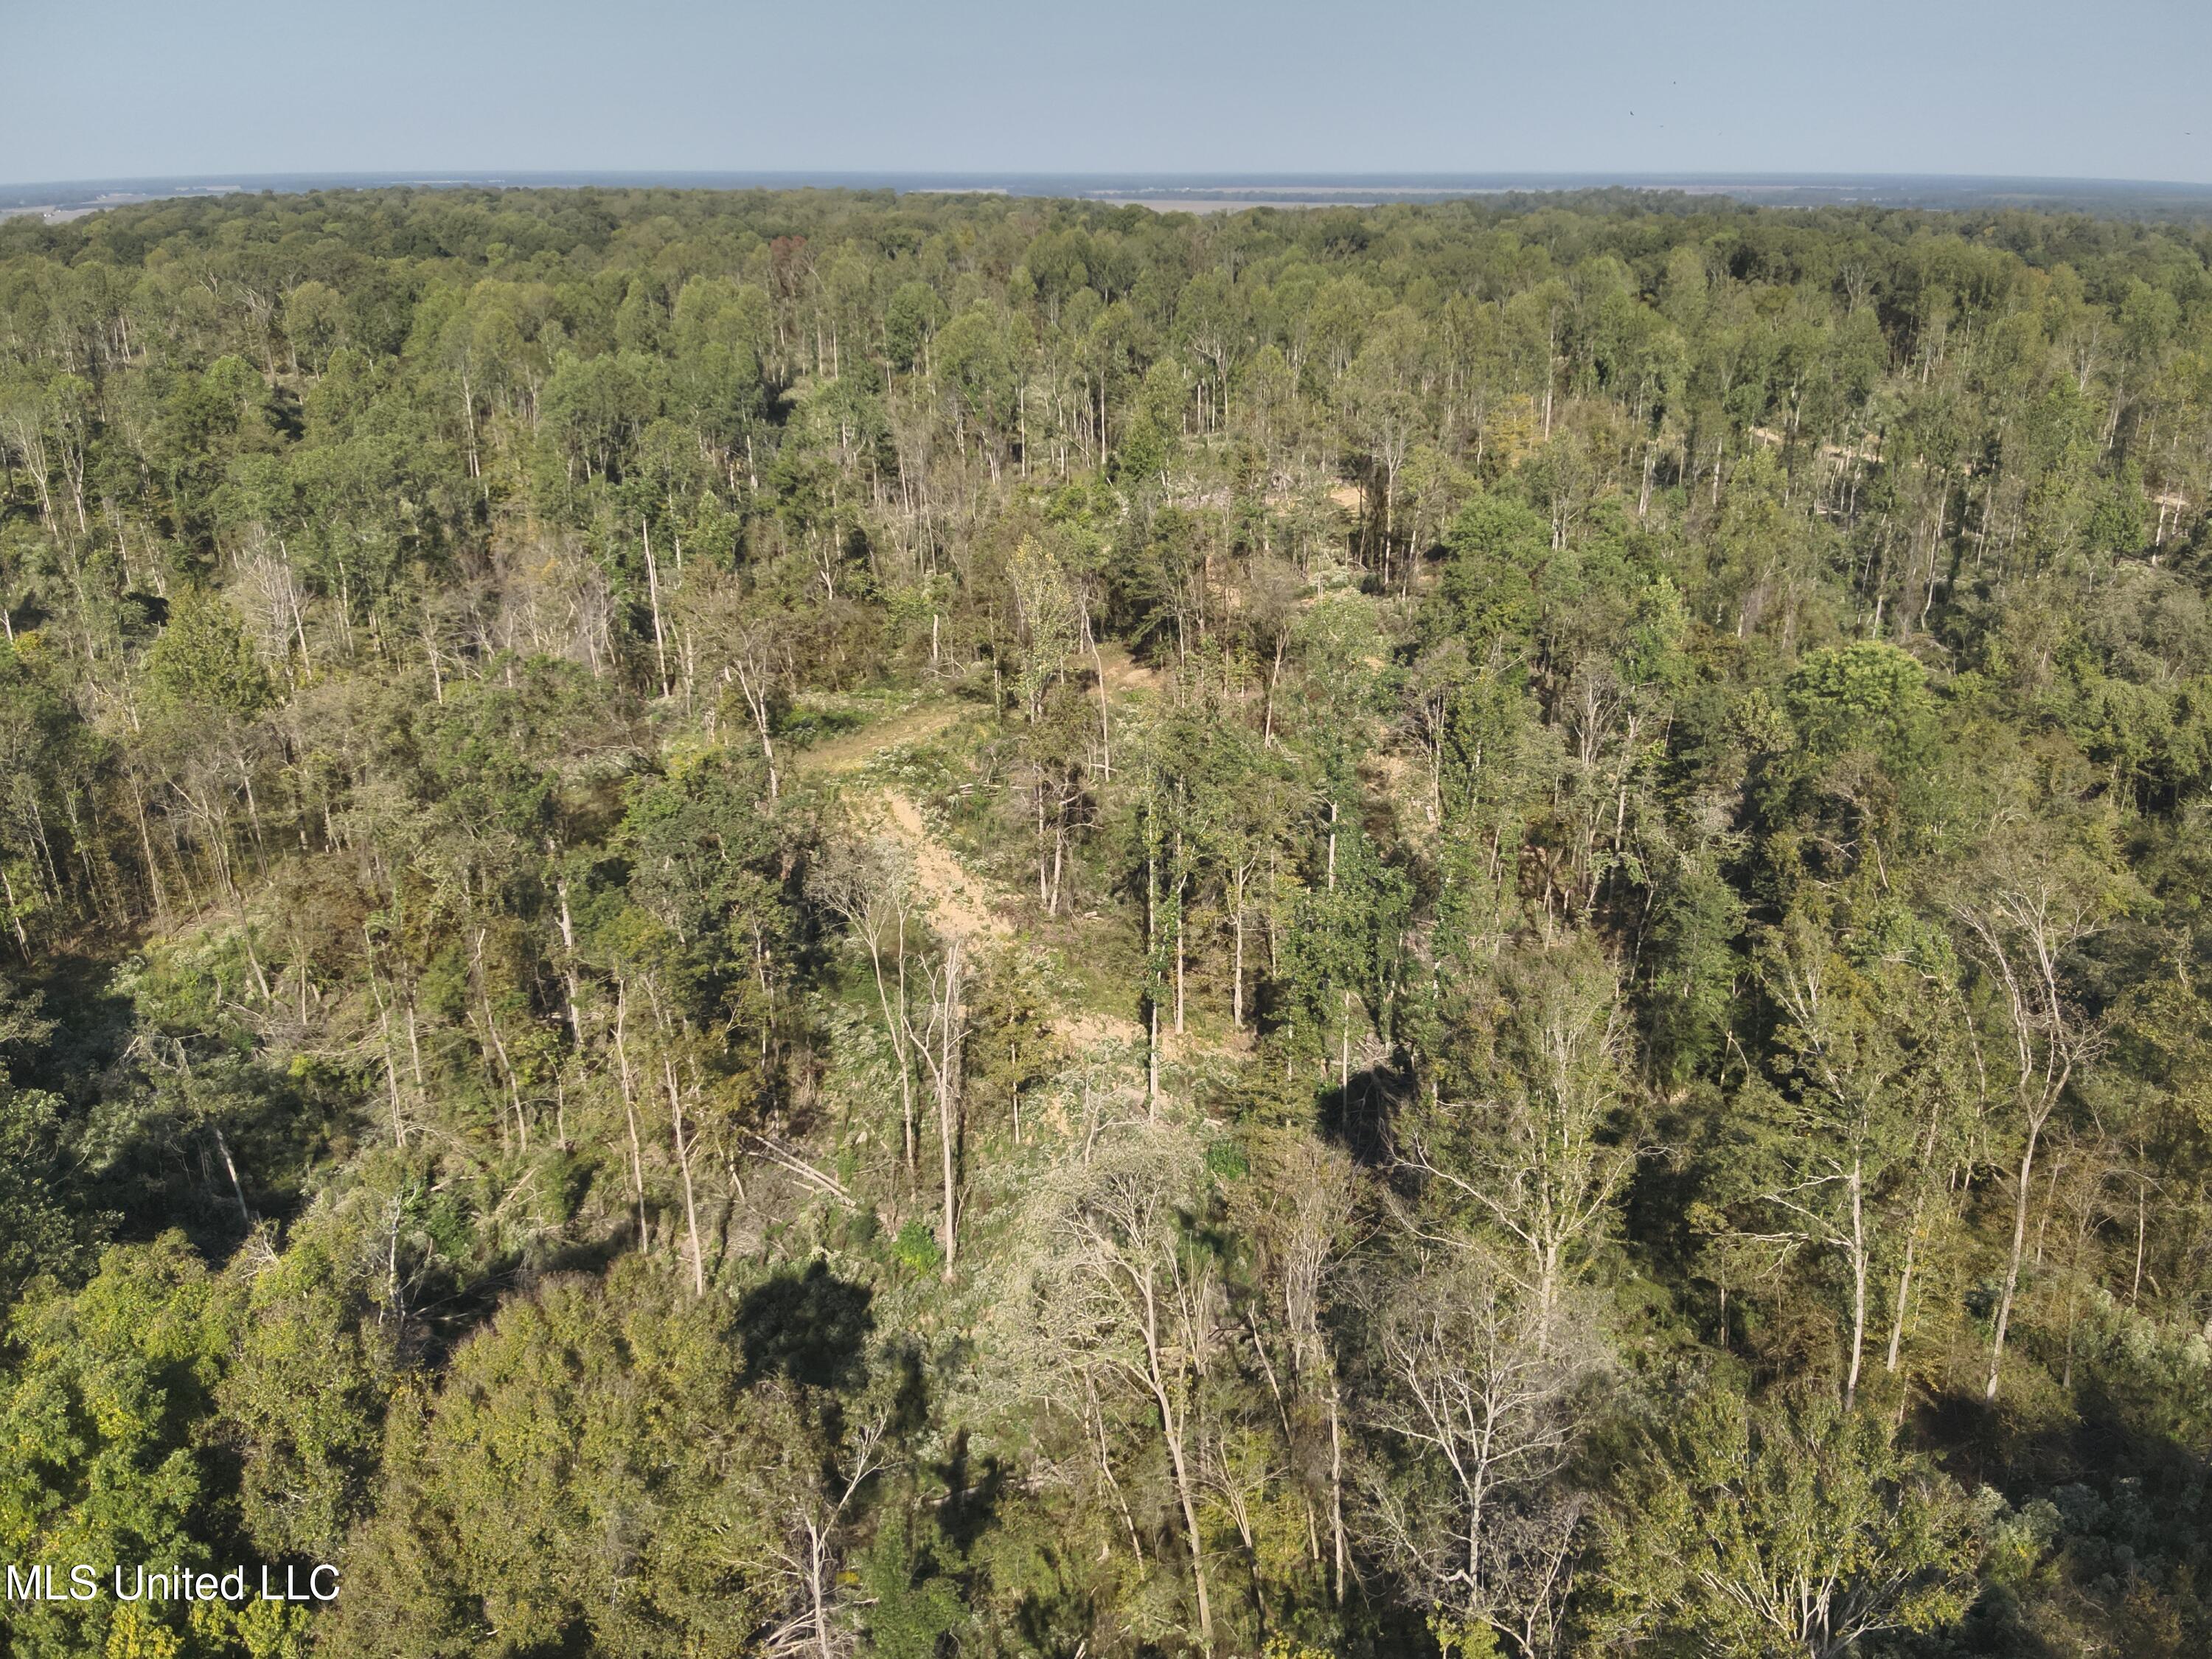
(1320, 1057), (1410, 1167)
(736, 1258), (874, 1391)
(935, 1425), (1006, 1554)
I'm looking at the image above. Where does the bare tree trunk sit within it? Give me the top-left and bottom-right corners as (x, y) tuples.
(404, 1001), (426, 1092)
(1231, 866), (1247, 1032)
(1846, 1156), (1867, 1410)
(612, 978), (649, 1253)
(1142, 1267), (1213, 1644)
(935, 942), (962, 1270)
(863, 928), (916, 1175)
(212, 1121), (252, 1228)
(362, 927), (406, 1147)
(128, 777), (170, 917)
(1987, 1124), (2041, 1399)
(729, 658), (780, 799)
(1148, 1000), (1161, 1119)
(0, 865), (27, 956)
(1329, 1380), (1348, 1607)
(1885, 1231), (1918, 1375)
(667, 1055), (706, 1295)
(470, 928), (527, 1151)
(1174, 879), (1186, 1035)
(1086, 1370), (1147, 1564)
(643, 523), (671, 696)
(1085, 609), (1112, 779)
(2132, 1177), (2149, 1305)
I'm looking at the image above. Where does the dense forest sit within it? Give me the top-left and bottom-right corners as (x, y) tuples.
(1, 182), (2211, 1658)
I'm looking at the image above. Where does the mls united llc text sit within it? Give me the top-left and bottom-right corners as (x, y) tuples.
(4, 1563), (338, 1604)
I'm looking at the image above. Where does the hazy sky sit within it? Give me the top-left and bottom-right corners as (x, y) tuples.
(6, 0), (2208, 186)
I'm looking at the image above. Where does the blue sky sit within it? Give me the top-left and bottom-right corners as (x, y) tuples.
(5, 0), (2207, 185)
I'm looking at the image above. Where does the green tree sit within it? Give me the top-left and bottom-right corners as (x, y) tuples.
(1593, 1390), (1977, 1658)
(147, 589), (272, 721)
(0, 1237), (240, 1657)
(327, 1265), (795, 1658)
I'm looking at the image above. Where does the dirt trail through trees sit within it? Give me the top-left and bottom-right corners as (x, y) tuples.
(797, 699), (1011, 944)
(795, 702), (964, 776)
(804, 702), (1149, 1057)
(877, 789), (1009, 945)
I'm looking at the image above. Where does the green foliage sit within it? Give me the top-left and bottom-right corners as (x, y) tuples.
(1593, 1390), (1978, 1656)
(1, 183), (2211, 1656)
(0, 1083), (96, 1298)
(1784, 639), (1934, 762)
(1204, 1135), (1250, 1180)
(328, 1265), (793, 1658)
(855, 1515), (969, 1659)
(218, 1225), (397, 1559)
(890, 1218), (944, 1275)
(145, 588), (271, 720)
(1433, 490), (1551, 650)
(0, 1237), (240, 1657)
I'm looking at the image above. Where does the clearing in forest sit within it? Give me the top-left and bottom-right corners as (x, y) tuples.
(790, 696), (1011, 945)
(793, 700), (967, 776)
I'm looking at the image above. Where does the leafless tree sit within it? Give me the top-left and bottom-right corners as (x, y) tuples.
(908, 936), (964, 1270)
(1401, 937), (1635, 1329)
(1950, 864), (2108, 1399)
(1015, 1125), (1221, 1646)
(1357, 1250), (1606, 1652)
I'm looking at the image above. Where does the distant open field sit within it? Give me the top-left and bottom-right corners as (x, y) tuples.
(10, 168), (2212, 220)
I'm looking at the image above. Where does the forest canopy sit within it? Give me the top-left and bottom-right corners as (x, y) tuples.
(1, 182), (2211, 1655)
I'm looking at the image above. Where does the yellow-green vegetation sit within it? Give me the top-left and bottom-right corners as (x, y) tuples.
(0, 184), (2208, 1655)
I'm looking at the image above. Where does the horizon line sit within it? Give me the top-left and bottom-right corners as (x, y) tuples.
(13, 167), (2212, 194)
